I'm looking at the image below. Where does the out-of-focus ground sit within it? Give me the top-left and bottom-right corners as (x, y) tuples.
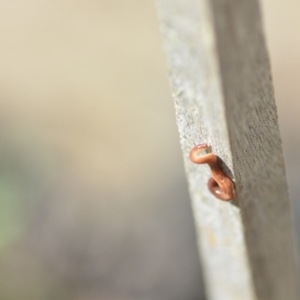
(261, 0), (300, 227)
(0, 0), (299, 299)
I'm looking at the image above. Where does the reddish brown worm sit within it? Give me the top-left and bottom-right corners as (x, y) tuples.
(189, 143), (235, 201)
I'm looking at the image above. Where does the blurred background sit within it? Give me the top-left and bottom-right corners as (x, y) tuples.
(0, 0), (299, 299)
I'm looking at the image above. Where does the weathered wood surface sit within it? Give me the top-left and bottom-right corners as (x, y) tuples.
(156, 0), (300, 299)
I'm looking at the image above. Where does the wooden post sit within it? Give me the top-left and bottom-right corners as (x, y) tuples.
(156, 0), (300, 299)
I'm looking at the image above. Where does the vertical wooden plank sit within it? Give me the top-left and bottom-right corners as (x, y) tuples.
(156, 0), (299, 299)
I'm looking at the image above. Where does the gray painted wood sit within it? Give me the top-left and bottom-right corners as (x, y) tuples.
(156, 0), (300, 299)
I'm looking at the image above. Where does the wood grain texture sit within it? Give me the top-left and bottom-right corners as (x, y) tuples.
(156, 0), (299, 299)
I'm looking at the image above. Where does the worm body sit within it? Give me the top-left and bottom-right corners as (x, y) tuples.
(189, 143), (235, 201)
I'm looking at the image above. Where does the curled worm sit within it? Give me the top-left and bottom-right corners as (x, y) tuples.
(189, 143), (235, 201)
